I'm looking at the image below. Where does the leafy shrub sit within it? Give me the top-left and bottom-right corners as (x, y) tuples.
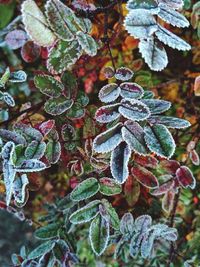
(0, 0), (199, 266)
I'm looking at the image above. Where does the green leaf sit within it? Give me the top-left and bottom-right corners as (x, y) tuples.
(77, 31), (97, 56)
(99, 177), (122, 196)
(21, 0), (56, 47)
(47, 40), (82, 74)
(35, 223), (61, 240)
(45, 140), (61, 164)
(25, 141), (46, 159)
(147, 116), (191, 129)
(89, 214), (110, 256)
(70, 178), (100, 201)
(0, 67), (10, 87)
(44, 97), (73, 116)
(28, 241), (55, 260)
(69, 200), (101, 224)
(102, 199), (120, 230)
(45, 0), (75, 41)
(144, 124), (176, 158)
(34, 75), (64, 98)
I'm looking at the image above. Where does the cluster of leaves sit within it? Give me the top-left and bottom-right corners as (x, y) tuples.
(93, 66), (190, 184)
(21, 0), (98, 74)
(0, 67), (27, 107)
(34, 71), (89, 117)
(124, 0), (191, 70)
(0, 119), (61, 206)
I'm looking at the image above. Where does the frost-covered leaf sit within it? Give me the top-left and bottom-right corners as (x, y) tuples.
(124, 175), (140, 206)
(77, 31), (97, 56)
(2, 141), (15, 162)
(120, 212), (134, 235)
(176, 166), (196, 189)
(155, 25), (191, 51)
(13, 174), (29, 205)
(45, 0), (75, 41)
(158, 0), (183, 10)
(34, 75), (64, 98)
(47, 40), (82, 74)
(158, 3), (189, 28)
(61, 124), (76, 141)
(110, 142), (131, 184)
(5, 30), (27, 50)
(139, 38), (168, 71)
(70, 178), (99, 201)
(162, 190), (175, 212)
(69, 200), (101, 224)
(89, 214), (109, 256)
(101, 199), (120, 230)
(15, 159), (46, 172)
(28, 241), (55, 260)
(98, 83), (120, 103)
(14, 123), (43, 142)
(45, 140), (61, 164)
(99, 177), (122, 196)
(25, 141), (46, 159)
(120, 82), (144, 99)
(122, 120), (148, 155)
(119, 99), (150, 121)
(115, 67), (134, 81)
(140, 231), (155, 258)
(9, 70), (27, 83)
(95, 104), (120, 123)
(127, 0), (158, 11)
(155, 224), (178, 241)
(21, 0), (56, 47)
(190, 150), (200, 166)
(0, 129), (26, 145)
(151, 179), (174, 195)
(124, 10), (158, 39)
(44, 97), (73, 116)
(135, 214), (152, 232)
(35, 223), (60, 240)
(141, 99), (171, 114)
(134, 154), (158, 168)
(160, 159), (180, 174)
(93, 123), (123, 153)
(130, 232), (143, 257)
(144, 124), (175, 158)
(147, 115), (191, 128)
(2, 92), (15, 107)
(131, 165), (159, 189)
(2, 142), (16, 205)
(103, 66), (115, 79)
(38, 120), (55, 136)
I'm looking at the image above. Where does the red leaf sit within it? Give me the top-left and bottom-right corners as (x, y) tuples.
(21, 41), (41, 63)
(176, 166), (196, 189)
(151, 179), (174, 196)
(38, 120), (55, 136)
(134, 154), (158, 169)
(131, 165), (159, 189)
(189, 150), (200, 166)
(124, 175), (140, 206)
(160, 159), (180, 174)
(162, 190), (175, 213)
